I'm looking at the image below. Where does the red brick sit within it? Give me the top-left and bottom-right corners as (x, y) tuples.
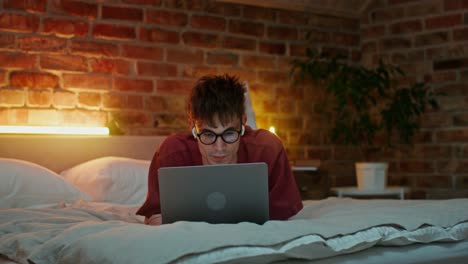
(4, 0), (47, 13)
(137, 62), (177, 77)
(156, 80), (193, 94)
(0, 52), (36, 69)
(362, 25), (386, 39)
(437, 129), (468, 142)
(454, 28), (468, 41)
(146, 95), (185, 112)
(258, 71), (288, 84)
(267, 26), (298, 41)
(93, 24), (136, 40)
(413, 175), (452, 188)
(289, 44), (308, 57)
(388, 0), (421, 4)
(163, 0), (204, 10)
(205, 2), (241, 17)
(90, 58), (131, 75)
(242, 55), (275, 69)
(122, 0), (161, 5)
(405, 2), (442, 17)
(219, 68), (256, 82)
(182, 31), (220, 48)
(330, 32), (359, 47)
(121, 44), (164, 60)
(206, 52), (238, 66)
(0, 34), (15, 49)
(0, 88), (25, 106)
(43, 18), (89, 37)
(0, 70), (5, 85)
(27, 89), (52, 107)
(454, 113), (468, 126)
(424, 71), (457, 83)
(190, 15), (226, 31)
(53, 90), (76, 108)
(390, 20), (422, 34)
(259, 42), (285, 55)
(300, 29), (330, 43)
(222, 36), (256, 51)
(426, 14), (462, 30)
(127, 95), (144, 109)
(10, 71), (59, 89)
(146, 95), (169, 112)
(70, 40), (119, 57)
(167, 48), (204, 64)
(102, 5), (143, 21)
(52, 0), (98, 19)
(140, 27), (179, 44)
(309, 14), (352, 30)
(113, 77), (153, 93)
(437, 83), (468, 96)
(146, 10), (188, 27)
(400, 161), (434, 173)
(59, 109), (107, 126)
(110, 111), (152, 128)
(63, 74), (111, 90)
(18, 36), (67, 53)
(0, 13), (39, 33)
(78, 92), (101, 109)
(27, 109), (59, 125)
(102, 93), (125, 109)
(181, 65), (218, 78)
(40, 55), (88, 72)
(153, 114), (187, 130)
(444, 0), (468, 10)
(434, 58), (468, 70)
(380, 37), (412, 50)
(243, 6), (275, 21)
(228, 20), (264, 37)
(277, 10), (308, 25)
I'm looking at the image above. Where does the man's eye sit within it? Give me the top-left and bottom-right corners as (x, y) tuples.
(201, 132), (215, 138)
(224, 130), (236, 136)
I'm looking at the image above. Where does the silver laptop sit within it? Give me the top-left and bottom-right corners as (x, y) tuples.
(158, 162), (269, 224)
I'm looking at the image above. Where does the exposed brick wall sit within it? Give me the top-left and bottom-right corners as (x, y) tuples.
(0, 0), (358, 138)
(4, 0), (465, 199)
(353, 0), (468, 198)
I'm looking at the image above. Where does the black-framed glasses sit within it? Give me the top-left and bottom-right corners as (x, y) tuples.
(194, 127), (243, 145)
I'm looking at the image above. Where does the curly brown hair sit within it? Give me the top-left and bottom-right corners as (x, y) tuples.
(187, 74), (246, 127)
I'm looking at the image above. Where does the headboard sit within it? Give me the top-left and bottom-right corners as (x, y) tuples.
(0, 135), (166, 172)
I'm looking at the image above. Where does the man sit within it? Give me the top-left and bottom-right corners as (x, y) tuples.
(137, 74), (303, 225)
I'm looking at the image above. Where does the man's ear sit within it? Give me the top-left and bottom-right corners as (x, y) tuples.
(192, 127), (197, 139)
(242, 114), (247, 126)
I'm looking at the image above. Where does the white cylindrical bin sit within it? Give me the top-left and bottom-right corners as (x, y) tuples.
(355, 162), (388, 190)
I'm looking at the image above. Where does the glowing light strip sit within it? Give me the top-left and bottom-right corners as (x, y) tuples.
(0, 126), (110, 135)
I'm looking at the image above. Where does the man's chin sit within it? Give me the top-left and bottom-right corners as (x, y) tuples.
(208, 156), (230, 164)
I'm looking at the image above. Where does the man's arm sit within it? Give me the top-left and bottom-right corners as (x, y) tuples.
(266, 138), (303, 220)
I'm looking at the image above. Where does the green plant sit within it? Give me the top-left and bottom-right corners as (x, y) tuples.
(290, 50), (439, 160)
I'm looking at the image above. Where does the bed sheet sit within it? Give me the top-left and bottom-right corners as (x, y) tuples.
(1, 198), (467, 264)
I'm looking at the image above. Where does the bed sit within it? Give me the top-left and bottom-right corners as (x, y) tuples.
(1, 135), (468, 264)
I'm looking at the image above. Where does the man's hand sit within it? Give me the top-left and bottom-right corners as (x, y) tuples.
(144, 214), (162, 225)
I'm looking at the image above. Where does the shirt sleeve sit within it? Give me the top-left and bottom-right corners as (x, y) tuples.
(136, 136), (191, 218)
(267, 140), (304, 220)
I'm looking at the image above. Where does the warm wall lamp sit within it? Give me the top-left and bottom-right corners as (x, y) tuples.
(0, 125), (110, 135)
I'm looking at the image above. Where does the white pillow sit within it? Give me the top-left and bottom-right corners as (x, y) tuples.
(0, 158), (90, 208)
(60, 157), (150, 205)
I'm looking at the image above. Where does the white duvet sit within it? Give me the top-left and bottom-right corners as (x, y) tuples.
(1, 198), (468, 264)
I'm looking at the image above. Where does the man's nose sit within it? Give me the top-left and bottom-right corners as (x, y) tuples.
(212, 136), (226, 150)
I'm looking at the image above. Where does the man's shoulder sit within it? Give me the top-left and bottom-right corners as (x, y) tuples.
(159, 132), (196, 155)
(243, 127), (284, 152)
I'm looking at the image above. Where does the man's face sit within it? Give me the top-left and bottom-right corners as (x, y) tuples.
(194, 117), (242, 165)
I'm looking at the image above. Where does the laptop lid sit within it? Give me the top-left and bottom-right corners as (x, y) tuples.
(158, 162), (269, 225)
